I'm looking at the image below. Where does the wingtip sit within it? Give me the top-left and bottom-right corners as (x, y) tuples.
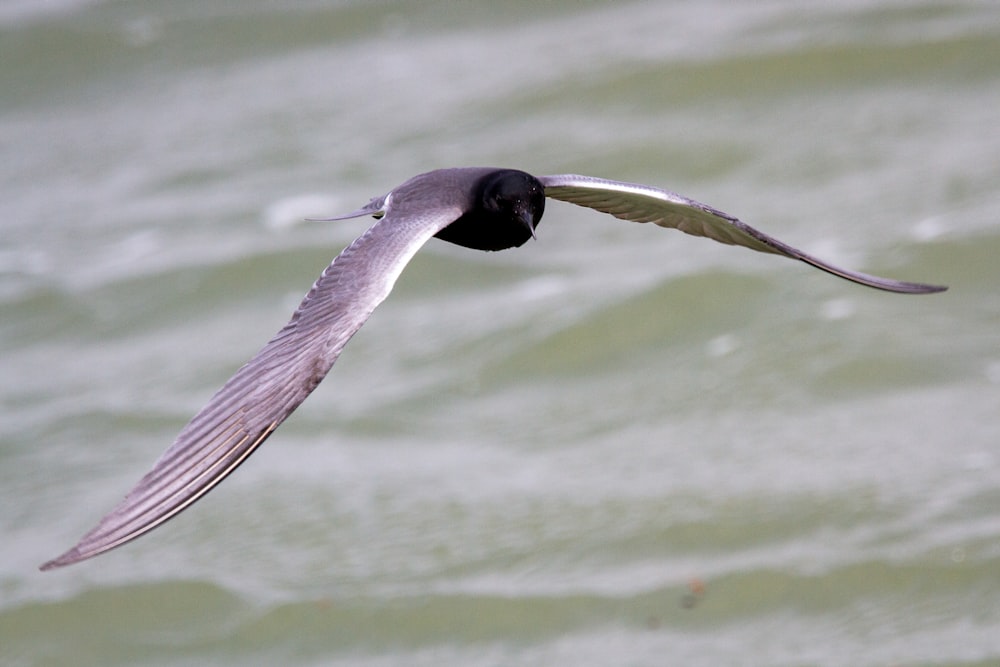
(39, 548), (82, 572)
(883, 280), (948, 295)
(40, 535), (115, 571)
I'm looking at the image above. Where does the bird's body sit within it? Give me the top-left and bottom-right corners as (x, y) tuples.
(41, 167), (945, 570)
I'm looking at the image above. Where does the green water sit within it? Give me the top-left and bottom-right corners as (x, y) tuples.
(2, 1), (998, 665)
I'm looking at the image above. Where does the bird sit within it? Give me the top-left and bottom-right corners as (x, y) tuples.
(40, 167), (946, 570)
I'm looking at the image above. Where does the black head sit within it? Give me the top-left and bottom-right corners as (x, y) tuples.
(434, 169), (546, 251)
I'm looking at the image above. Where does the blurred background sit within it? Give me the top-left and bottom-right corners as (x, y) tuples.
(2, 1), (998, 665)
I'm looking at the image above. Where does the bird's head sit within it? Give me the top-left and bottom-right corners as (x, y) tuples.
(435, 169), (545, 251)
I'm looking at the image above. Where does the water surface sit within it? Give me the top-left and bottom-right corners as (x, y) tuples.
(2, 2), (998, 665)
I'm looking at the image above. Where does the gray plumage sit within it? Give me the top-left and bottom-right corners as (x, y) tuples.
(41, 167), (945, 570)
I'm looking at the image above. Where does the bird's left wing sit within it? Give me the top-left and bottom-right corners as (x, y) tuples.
(41, 200), (459, 569)
(539, 174), (945, 294)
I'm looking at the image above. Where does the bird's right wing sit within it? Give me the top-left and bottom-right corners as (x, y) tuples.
(539, 174), (946, 294)
(41, 201), (459, 570)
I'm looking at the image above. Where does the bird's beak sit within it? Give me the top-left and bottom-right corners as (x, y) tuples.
(518, 206), (537, 240)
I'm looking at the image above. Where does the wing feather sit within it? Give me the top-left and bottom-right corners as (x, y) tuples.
(41, 205), (456, 569)
(539, 174), (946, 294)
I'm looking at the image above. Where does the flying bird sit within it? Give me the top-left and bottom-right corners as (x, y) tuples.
(41, 167), (946, 570)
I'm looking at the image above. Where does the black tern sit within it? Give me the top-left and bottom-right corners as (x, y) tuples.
(41, 167), (946, 570)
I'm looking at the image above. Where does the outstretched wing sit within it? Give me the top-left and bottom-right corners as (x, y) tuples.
(41, 201), (459, 570)
(539, 174), (945, 294)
